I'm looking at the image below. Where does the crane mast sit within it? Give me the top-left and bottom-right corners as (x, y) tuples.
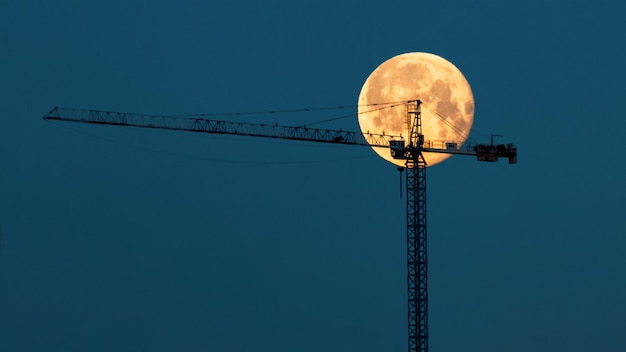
(405, 101), (429, 352)
(43, 102), (516, 352)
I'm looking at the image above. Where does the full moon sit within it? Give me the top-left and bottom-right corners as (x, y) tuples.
(358, 52), (474, 167)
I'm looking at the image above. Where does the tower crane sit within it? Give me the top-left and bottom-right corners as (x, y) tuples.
(43, 100), (517, 352)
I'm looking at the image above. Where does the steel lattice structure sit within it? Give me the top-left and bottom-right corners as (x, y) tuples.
(406, 157), (428, 352)
(43, 101), (516, 352)
(43, 107), (398, 148)
(403, 101), (429, 352)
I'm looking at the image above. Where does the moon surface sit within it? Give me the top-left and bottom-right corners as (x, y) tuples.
(358, 52), (474, 167)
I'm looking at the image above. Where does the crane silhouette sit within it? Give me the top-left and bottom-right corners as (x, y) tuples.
(44, 100), (516, 352)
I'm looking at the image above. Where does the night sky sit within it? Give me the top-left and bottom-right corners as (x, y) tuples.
(2, 1), (625, 351)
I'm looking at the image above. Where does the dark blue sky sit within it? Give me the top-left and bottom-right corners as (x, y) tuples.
(2, 1), (625, 351)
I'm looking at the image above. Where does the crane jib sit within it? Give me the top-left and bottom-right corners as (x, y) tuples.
(44, 106), (517, 164)
(43, 106), (517, 163)
(43, 106), (399, 148)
